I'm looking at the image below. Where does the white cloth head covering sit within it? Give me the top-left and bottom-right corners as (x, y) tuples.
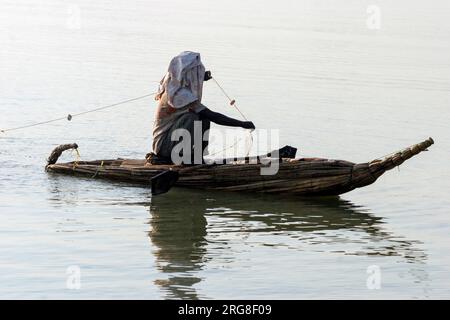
(155, 51), (206, 109)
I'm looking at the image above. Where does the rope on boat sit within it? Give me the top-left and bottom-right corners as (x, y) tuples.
(0, 92), (156, 134)
(92, 160), (104, 179)
(71, 148), (81, 169)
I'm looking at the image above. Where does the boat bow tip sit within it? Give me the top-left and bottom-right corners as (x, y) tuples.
(368, 137), (434, 173)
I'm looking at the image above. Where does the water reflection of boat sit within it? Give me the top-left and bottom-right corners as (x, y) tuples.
(148, 189), (426, 300)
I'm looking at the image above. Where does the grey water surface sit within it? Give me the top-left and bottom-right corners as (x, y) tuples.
(1, 0), (449, 299)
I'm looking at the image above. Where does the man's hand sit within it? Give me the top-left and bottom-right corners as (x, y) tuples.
(242, 121), (256, 130)
(204, 71), (212, 81)
(199, 107), (255, 130)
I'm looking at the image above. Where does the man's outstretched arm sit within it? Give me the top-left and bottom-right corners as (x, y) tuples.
(198, 107), (255, 130)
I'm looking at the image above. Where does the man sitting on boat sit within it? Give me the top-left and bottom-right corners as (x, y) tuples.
(147, 51), (255, 165)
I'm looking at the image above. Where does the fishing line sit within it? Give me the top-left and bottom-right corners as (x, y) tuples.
(210, 77), (254, 158)
(211, 77), (249, 121)
(0, 92), (155, 134)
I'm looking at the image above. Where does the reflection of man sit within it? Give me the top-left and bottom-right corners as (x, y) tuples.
(147, 51), (255, 165)
(148, 196), (208, 299)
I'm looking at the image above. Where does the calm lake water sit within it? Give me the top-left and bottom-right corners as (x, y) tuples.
(1, 0), (450, 299)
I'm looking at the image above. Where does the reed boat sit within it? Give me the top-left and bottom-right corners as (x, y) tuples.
(45, 137), (434, 196)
